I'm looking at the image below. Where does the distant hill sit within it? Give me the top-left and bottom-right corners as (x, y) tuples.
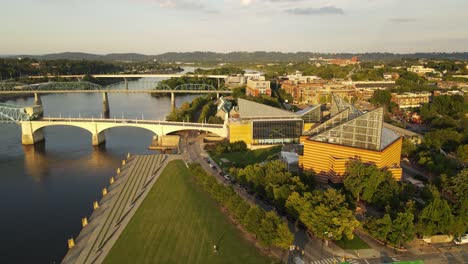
(6, 51), (468, 62)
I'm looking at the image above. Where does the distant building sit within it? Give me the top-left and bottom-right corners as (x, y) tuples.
(299, 94), (402, 183)
(244, 72), (263, 81)
(326, 56), (360, 66)
(383, 72), (400, 80)
(437, 81), (468, 90)
(281, 79), (354, 105)
(225, 75), (246, 86)
(391, 92), (431, 109)
(285, 71), (321, 83)
(433, 90), (464, 97)
(407, 65), (436, 75)
(246, 78), (271, 97)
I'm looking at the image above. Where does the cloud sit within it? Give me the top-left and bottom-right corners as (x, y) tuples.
(390, 18), (416, 23)
(133, 0), (218, 13)
(286, 6), (344, 15)
(240, 0), (254, 5)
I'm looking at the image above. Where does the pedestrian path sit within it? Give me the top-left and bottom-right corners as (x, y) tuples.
(309, 257), (361, 264)
(62, 154), (168, 264)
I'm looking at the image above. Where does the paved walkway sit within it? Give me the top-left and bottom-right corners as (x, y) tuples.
(62, 154), (173, 264)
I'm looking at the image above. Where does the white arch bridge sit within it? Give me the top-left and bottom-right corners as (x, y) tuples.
(0, 104), (227, 145)
(21, 117), (228, 146)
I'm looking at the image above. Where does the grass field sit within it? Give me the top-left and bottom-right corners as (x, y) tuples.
(211, 146), (281, 170)
(334, 235), (370, 250)
(103, 160), (275, 264)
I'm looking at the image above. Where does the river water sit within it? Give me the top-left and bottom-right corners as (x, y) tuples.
(0, 72), (197, 263)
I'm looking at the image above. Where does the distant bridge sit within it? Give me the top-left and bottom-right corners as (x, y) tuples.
(27, 74), (229, 79)
(0, 81), (232, 112)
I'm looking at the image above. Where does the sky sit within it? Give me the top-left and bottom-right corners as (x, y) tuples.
(1, 0), (467, 54)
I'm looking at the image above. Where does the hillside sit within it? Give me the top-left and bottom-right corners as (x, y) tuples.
(5, 51), (468, 62)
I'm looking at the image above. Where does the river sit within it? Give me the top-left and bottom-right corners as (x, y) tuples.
(0, 71), (198, 263)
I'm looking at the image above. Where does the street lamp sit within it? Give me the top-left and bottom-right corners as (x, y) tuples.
(320, 231), (333, 259)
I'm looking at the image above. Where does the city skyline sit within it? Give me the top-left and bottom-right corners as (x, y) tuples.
(1, 0), (468, 54)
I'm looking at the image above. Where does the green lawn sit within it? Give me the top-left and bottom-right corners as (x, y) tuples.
(211, 146), (281, 170)
(334, 235), (370, 250)
(103, 160), (275, 264)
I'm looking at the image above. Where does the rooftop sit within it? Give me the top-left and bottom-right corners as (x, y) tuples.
(237, 98), (299, 119)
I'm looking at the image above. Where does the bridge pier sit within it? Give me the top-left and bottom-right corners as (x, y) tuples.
(124, 77), (128, 90)
(102, 92), (110, 118)
(170, 92), (176, 112)
(92, 132), (106, 146)
(21, 122), (44, 145)
(34, 93), (42, 106)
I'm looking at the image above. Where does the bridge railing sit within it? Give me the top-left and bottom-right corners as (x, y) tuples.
(40, 117), (225, 128)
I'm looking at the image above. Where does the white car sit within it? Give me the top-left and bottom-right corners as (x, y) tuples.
(454, 234), (468, 245)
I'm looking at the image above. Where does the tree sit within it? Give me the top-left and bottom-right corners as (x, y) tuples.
(343, 160), (387, 203)
(243, 206), (265, 234)
(387, 208), (415, 246)
(401, 138), (417, 156)
(258, 212), (277, 246)
(370, 89), (392, 107)
(366, 214), (392, 242)
(417, 188), (454, 236)
(285, 191), (306, 219)
(456, 145), (468, 163)
(274, 222), (294, 249)
(298, 189), (360, 240)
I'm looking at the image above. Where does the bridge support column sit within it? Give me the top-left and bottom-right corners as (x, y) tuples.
(21, 122), (44, 145)
(34, 93), (42, 106)
(102, 92), (110, 118)
(170, 92), (176, 112)
(92, 132), (106, 146)
(124, 77), (128, 90)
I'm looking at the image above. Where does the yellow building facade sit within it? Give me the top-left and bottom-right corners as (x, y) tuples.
(299, 137), (402, 183)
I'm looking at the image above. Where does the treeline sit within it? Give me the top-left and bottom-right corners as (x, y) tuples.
(0, 58), (122, 80)
(230, 160), (358, 241)
(413, 95), (467, 175)
(189, 163), (294, 250)
(9, 51), (468, 62)
(155, 76), (219, 89)
(0, 58), (182, 82)
(342, 160), (467, 247)
(211, 140), (248, 155)
(166, 95), (222, 124)
(193, 67), (245, 75)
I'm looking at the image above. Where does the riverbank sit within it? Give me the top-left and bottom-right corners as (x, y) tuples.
(63, 154), (170, 264)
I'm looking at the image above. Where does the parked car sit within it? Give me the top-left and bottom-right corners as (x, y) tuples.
(223, 174), (231, 181)
(454, 233), (468, 245)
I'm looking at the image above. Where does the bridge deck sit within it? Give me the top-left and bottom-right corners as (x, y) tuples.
(62, 154), (168, 264)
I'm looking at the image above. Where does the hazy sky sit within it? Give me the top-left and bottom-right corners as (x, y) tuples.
(1, 0), (467, 54)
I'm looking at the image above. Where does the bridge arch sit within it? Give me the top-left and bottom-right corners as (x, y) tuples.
(21, 122), (95, 145)
(160, 126), (227, 138)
